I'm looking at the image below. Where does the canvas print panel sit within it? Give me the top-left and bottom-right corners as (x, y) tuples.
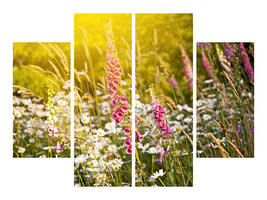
(196, 42), (254, 158)
(13, 42), (71, 158)
(135, 14), (193, 186)
(74, 14), (132, 187)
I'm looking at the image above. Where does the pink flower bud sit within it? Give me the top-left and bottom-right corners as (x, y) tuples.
(165, 146), (170, 157)
(106, 49), (111, 59)
(110, 56), (116, 65)
(154, 104), (159, 112)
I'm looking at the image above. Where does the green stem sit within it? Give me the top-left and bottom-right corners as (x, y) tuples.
(151, 155), (154, 175)
(158, 177), (165, 187)
(77, 170), (85, 187)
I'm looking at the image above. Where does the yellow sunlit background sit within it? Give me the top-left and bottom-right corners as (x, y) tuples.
(74, 14), (132, 100)
(13, 42), (70, 96)
(136, 14), (193, 106)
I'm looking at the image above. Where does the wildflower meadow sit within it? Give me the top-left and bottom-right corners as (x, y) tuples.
(197, 42), (254, 158)
(13, 42), (71, 158)
(135, 14), (193, 186)
(74, 14), (132, 186)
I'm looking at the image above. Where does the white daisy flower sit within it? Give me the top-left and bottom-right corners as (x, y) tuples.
(18, 147), (25, 153)
(74, 155), (86, 164)
(81, 115), (90, 124)
(97, 128), (107, 137)
(43, 146), (55, 152)
(176, 114), (184, 120)
(58, 99), (67, 107)
(146, 147), (159, 154)
(29, 138), (35, 143)
(27, 119), (36, 128)
(184, 117), (192, 123)
(14, 110), (22, 118)
(202, 114), (211, 121)
(196, 100), (202, 107)
(151, 169), (166, 179)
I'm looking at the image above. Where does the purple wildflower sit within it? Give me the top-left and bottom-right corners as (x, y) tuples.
(237, 126), (242, 134)
(238, 43), (254, 81)
(157, 155), (163, 164)
(251, 128), (254, 135)
(168, 77), (178, 88)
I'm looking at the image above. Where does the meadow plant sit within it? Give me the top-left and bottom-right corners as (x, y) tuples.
(135, 87), (193, 186)
(149, 85), (173, 164)
(168, 77), (178, 88)
(201, 50), (214, 80)
(238, 43), (254, 81)
(181, 46), (193, 90)
(13, 43), (71, 158)
(134, 14), (193, 186)
(135, 32), (193, 187)
(105, 21), (132, 155)
(74, 15), (132, 187)
(197, 42), (254, 158)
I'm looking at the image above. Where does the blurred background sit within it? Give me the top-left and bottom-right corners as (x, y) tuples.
(13, 42), (70, 97)
(136, 14), (193, 106)
(74, 14), (132, 101)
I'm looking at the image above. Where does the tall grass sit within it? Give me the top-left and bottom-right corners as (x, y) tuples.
(73, 15), (132, 186)
(13, 42), (71, 158)
(135, 14), (193, 186)
(197, 42), (254, 158)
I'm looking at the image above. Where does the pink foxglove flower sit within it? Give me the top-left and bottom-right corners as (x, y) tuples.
(157, 155), (163, 164)
(121, 103), (128, 113)
(168, 77), (178, 88)
(165, 146), (170, 157)
(53, 127), (59, 137)
(181, 47), (193, 90)
(46, 121), (59, 139)
(124, 125), (131, 135)
(56, 143), (62, 154)
(120, 94), (127, 104)
(149, 86), (173, 164)
(135, 116), (139, 123)
(238, 43), (254, 81)
(126, 145), (132, 154)
(201, 51), (214, 79)
(125, 136), (132, 147)
(105, 20), (131, 154)
(136, 130), (143, 142)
